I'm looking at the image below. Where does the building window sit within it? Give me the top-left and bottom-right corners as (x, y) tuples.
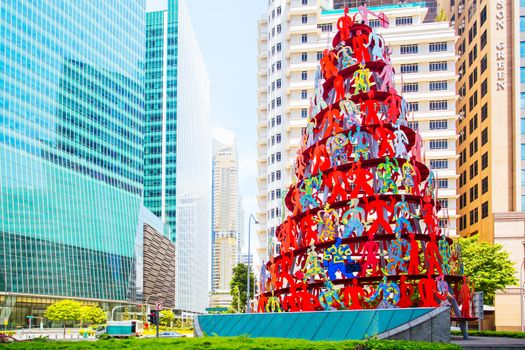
(481, 152), (488, 170)
(317, 23), (333, 32)
(276, 115), (281, 125)
(276, 152), (281, 162)
(469, 91), (478, 111)
(402, 83), (419, 93)
(271, 135), (275, 145)
(481, 55), (487, 71)
(480, 6), (486, 25)
(481, 176), (488, 194)
(429, 81), (448, 91)
(301, 34), (308, 43)
(438, 179), (449, 188)
(481, 79), (487, 96)
(468, 68), (478, 89)
(276, 133), (281, 143)
(469, 161), (479, 179)
(276, 61), (281, 70)
(429, 61), (448, 71)
(469, 138), (478, 157)
(429, 100), (448, 110)
(469, 114), (478, 134)
(301, 108), (308, 118)
(302, 14), (308, 24)
(429, 42), (447, 52)
(276, 79), (281, 89)
(438, 199), (448, 208)
(276, 6), (281, 16)
(276, 170), (281, 180)
(408, 102), (419, 112)
(301, 71), (307, 80)
(407, 121), (419, 130)
(276, 43), (281, 52)
(271, 154), (275, 164)
(429, 159), (448, 169)
(369, 19), (380, 28)
(400, 44), (418, 54)
(481, 103), (488, 121)
(468, 21), (477, 44)
(276, 189), (281, 198)
(468, 45), (477, 66)
(469, 208), (479, 225)
(301, 90), (307, 99)
(480, 30), (487, 49)
(277, 24), (281, 33)
(482, 202), (489, 219)
(429, 120), (448, 130)
(400, 63), (418, 73)
(395, 16), (413, 26)
(317, 51), (323, 60)
(429, 139), (448, 150)
(302, 0), (308, 4)
(301, 52), (308, 62)
(276, 97), (281, 106)
(481, 128), (488, 145)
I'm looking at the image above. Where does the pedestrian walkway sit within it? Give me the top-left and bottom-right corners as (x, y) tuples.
(451, 335), (525, 349)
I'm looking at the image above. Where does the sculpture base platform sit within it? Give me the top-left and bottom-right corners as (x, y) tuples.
(194, 307), (450, 342)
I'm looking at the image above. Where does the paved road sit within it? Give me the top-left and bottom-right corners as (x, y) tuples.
(452, 336), (525, 349)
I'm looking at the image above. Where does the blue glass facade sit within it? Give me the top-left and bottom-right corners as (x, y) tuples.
(145, 1), (178, 240)
(0, 0), (145, 301)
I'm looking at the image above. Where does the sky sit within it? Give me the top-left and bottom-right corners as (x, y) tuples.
(147, 0), (267, 255)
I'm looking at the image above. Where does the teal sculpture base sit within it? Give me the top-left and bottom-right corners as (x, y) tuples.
(194, 307), (450, 342)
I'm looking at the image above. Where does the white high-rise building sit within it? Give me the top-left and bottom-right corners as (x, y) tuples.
(256, 1), (457, 264)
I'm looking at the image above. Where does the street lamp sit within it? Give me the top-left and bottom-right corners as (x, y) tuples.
(246, 214), (259, 313)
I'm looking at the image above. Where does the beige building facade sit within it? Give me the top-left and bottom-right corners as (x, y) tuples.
(210, 129), (241, 308)
(446, 0), (525, 331)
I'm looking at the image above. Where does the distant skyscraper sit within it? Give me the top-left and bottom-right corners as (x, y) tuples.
(0, 1), (145, 326)
(210, 129), (240, 307)
(145, 0), (211, 312)
(256, 1), (457, 264)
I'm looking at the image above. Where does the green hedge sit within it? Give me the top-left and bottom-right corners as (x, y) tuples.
(0, 336), (460, 349)
(451, 330), (525, 339)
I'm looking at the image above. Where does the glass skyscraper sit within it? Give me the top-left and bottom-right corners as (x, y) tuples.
(145, 0), (211, 312)
(0, 1), (145, 325)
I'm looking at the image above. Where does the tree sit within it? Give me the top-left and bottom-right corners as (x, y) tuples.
(229, 263), (256, 313)
(459, 236), (518, 305)
(436, 8), (448, 22)
(44, 300), (82, 336)
(160, 309), (175, 327)
(79, 306), (106, 327)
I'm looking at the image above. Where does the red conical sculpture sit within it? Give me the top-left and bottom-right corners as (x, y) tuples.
(257, 7), (472, 316)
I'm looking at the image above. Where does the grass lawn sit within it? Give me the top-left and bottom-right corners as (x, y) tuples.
(0, 336), (461, 349)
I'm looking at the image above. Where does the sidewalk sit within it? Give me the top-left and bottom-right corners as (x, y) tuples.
(451, 335), (525, 349)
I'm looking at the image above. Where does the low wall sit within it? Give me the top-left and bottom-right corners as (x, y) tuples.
(195, 307), (450, 342)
